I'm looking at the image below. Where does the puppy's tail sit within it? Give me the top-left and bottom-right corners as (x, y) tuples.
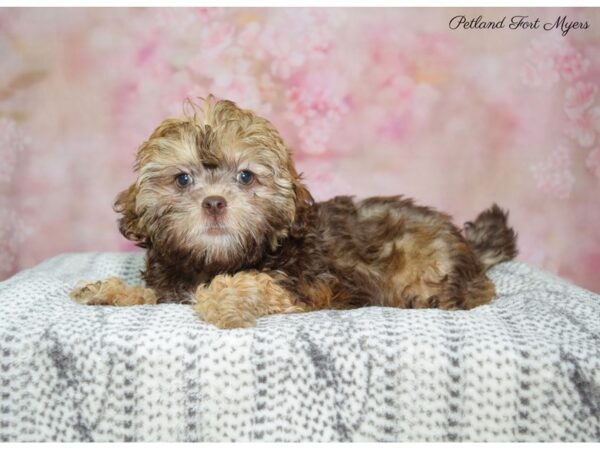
(463, 204), (518, 271)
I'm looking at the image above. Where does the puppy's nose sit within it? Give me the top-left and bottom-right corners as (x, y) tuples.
(202, 196), (227, 216)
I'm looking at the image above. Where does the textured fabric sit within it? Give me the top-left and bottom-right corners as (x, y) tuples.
(0, 252), (599, 442)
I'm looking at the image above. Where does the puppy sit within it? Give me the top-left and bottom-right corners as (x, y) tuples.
(71, 96), (518, 328)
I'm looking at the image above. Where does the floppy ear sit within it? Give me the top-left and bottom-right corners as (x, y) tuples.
(113, 183), (149, 248)
(290, 178), (314, 239)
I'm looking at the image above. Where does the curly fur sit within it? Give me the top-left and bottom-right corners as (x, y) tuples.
(70, 96), (518, 328)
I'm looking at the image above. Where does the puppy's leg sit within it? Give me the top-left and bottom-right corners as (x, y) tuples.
(194, 271), (304, 329)
(70, 277), (157, 306)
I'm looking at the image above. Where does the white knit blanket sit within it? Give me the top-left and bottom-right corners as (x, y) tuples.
(1, 252), (599, 442)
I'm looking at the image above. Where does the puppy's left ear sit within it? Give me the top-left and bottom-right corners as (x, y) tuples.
(290, 178), (314, 239)
(114, 183), (149, 248)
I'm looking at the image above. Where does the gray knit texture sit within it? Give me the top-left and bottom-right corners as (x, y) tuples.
(1, 252), (599, 442)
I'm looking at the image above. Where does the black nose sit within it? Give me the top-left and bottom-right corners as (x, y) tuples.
(202, 196), (227, 216)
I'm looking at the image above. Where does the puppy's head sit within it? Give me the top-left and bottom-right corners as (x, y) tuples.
(115, 97), (313, 270)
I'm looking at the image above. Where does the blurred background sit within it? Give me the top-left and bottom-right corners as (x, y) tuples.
(1, 7), (599, 292)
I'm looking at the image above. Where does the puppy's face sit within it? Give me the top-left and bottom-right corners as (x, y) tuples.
(116, 99), (313, 270)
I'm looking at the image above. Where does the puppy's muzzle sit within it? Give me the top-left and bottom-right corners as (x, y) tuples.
(202, 195), (227, 217)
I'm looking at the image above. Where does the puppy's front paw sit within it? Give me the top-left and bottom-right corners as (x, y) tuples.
(69, 277), (156, 306)
(194, 281), (257, 329)
(193, 271), (302, 329)
(70, 280), (108, 305)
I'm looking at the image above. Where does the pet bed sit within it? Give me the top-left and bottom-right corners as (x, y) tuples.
(0, 252), (599, 442)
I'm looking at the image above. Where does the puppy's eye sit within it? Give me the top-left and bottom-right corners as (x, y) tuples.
(175, 173), (192, 188)
(236, 170), (254, 186)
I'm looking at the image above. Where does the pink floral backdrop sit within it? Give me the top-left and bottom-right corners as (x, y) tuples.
(1, 7), (599, 292)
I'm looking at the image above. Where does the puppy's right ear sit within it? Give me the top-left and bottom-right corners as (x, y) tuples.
(114, 183), (149, 248)
(290, 178), (315, 239)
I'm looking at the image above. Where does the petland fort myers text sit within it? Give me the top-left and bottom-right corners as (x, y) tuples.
(449, 15), (589, 36)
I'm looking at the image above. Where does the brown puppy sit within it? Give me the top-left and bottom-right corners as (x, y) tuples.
(71, 96), (518, 328)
